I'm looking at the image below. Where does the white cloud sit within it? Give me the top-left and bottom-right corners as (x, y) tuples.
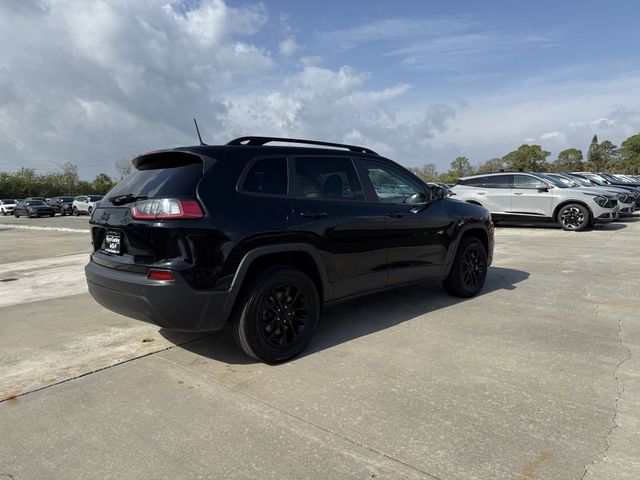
(279, 37), (301, 58)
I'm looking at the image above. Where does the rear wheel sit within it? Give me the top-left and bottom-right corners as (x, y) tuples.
(443, 236), (488, 298)
(14, 211), (19, 218)
(558, 203), (590, 231)
(232, 267), (320, 363)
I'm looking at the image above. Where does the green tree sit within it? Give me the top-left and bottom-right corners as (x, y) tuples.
(476, 157), (505, 174)
(92, 173), (116, 194)
(550, 148), (584, 172)
(449, 156), (474, 177)
(618, 134), (640, 174)
(408, 163), (438, 182)
(502, 145), (550, 172)
(586, 135), (605, 171)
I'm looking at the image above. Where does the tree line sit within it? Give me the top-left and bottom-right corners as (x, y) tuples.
(0, 162), (117, 198)
(409, 133), (640, 184)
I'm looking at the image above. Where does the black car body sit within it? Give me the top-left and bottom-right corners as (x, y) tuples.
(47, 196), (75, 215)
(85, 137), (494, 362)
(14, 200), (55, 218)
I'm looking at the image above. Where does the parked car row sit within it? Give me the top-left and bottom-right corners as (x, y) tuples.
(452, 171), (639, 231)
(0, 195), (103, 218)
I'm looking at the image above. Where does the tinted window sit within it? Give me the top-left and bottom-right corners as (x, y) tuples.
(482, 175), (512, 188)
(242, 158), (288, 196)
(361, 160), (424, 204)
(459, 177), (486, 187)
(88, 196), (103, 201)
(513, 175), (546, 189)
(294, 157), (364, 201)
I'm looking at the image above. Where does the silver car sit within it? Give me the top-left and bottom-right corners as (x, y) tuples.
(548, 173), (636, 217)
(452, 172), (619, 231)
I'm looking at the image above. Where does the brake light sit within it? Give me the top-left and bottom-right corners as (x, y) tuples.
(131, 199), (203, 219)
(148, 270), (175, 281)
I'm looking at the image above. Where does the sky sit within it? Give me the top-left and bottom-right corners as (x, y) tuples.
(0, 0), (639, 179)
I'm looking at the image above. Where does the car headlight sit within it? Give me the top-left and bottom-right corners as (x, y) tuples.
(593, 195), (608, 207)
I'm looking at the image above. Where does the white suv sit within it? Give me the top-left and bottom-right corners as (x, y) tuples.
(0, 199), (17, 215)
(72, 195), (103, 216)
(452, 172), (619, 231)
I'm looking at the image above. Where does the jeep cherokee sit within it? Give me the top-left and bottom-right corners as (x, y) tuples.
(85, 136), (494, 363)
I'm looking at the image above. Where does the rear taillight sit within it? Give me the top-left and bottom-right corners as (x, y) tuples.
(131, 199), (203, 219)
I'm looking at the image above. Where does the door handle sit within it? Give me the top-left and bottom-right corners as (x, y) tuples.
(300, 210), (328, 218)
(514, 192), (523, 195)
(386, 212), (406, 218)
(477, 191), (486, 195)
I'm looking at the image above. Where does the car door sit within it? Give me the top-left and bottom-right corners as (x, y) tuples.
(477, 174), (513, 213)
(511, 174), (553, 217)
(357, 158), (452, 285)
(289, 155), (388, 299)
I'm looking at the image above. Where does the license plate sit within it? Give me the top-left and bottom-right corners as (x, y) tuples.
(103, 231), (122, 255)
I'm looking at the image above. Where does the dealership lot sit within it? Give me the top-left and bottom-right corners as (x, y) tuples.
(0, 215), (638, 479)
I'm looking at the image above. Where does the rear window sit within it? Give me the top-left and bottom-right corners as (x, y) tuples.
(483, 175), (513, 188)
(106, 155), (205, 203)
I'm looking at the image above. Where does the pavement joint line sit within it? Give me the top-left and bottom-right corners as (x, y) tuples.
(154, 354), (444, 480)
(0, 333), (216, 404)
(581, 306), (633, 479)
(0, 224), (89, 233)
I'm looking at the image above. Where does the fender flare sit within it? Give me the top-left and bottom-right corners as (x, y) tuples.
(444, 221), (491, 276)
(221, 243), (333, 318)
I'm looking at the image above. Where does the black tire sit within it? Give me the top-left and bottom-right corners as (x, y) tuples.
(557, 203), (590, 231)
(14, 211), (19, 218)
(232, 267), (320, 363)
(73, 207), (79, 216)
(88, 206), (93, 214)
(443, 236), (488, 298)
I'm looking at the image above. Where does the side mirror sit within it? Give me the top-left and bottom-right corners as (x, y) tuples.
(538, 185), (549, 192)
(405, 192), (430, 205)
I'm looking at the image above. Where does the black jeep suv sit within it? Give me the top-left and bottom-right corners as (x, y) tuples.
(85, 137), (494, 362)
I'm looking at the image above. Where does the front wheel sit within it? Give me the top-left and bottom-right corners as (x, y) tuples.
(443, 236), (488, 298)
(232, 267), (320, 363)
(558, 203), (590, 231)
(73, 207), (79, 216)
(14, 211), (19, 218)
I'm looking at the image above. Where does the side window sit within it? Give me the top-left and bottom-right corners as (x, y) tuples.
(482, 175), (513, 188)
(513, 175), (546, 189)
(460, 176), (486, 187)
(242, 158), (288, 196)
(294, 157), (364, 201)
(361, 160), (425, 204)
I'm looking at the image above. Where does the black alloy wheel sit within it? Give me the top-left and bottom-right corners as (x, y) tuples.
(232, 267), (319, 363)
(443, 236), (488, 298)
(558, 204), (590, 231)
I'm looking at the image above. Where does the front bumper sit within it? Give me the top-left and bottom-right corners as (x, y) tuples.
(593, 208), (619, 223)
(85, 259), (234, 332)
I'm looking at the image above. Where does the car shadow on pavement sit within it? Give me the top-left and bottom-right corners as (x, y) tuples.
(162, 266), (529, 365)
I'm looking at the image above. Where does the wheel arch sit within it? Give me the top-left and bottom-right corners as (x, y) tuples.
(222, 244), (332, 320)
(444, 223), (490, 276)
(552, 200), (593, 222)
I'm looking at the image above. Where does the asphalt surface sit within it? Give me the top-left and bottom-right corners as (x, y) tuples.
(0, 214), (638, 479)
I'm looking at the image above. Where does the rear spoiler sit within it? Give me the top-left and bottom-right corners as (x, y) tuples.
(131, 150), (216, 173)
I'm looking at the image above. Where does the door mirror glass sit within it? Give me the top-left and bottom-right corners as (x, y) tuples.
(404, 192), (429, 205)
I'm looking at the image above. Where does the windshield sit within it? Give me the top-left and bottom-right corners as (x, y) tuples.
(88, 195), (103, 201)
(26, 200), (45, 206)
(57, 196), (74, 202)
(547, 175), (577, 187)
(535, 173), (566, 188)
(565, 175), (592, 186)
(1, 199), (16, 204)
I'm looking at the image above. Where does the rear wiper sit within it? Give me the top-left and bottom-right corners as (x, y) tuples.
(109, 194), (148, 206)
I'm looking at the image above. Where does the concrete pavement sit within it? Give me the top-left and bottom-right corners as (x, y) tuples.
(0, 215), (638, 479)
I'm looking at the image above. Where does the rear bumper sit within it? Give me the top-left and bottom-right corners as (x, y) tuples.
(85, 260), (234, 332)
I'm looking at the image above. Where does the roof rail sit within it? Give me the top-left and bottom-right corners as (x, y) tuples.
(226, 136), (378, 155)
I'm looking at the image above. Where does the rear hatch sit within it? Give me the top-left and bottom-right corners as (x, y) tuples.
(90, 150), (214, 277)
